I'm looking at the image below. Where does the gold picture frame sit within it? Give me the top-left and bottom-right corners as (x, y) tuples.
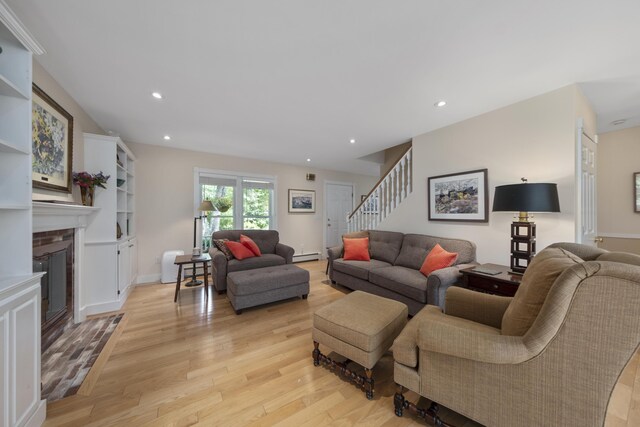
(32, 83), (74, 193)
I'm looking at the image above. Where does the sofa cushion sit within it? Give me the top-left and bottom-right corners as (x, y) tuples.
(369, 266), (428, 303)
(227, 253), (285, 273)
(213, 230), (279, 254)
(333, 258), (392, 280)
(419, 244), (458, 276)
(395, 234), (476, 270)
(213, 238), (234, 260)
(343, 237), (370, 261)
(501, 247), (583, 336)
(368, 230), (404, 264)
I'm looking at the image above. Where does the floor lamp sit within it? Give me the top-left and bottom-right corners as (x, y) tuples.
(186, 200), (214, 287)
(492, 178), (560, 274)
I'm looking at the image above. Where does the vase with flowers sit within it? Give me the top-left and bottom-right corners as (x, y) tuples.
(73, 171), (110, 206)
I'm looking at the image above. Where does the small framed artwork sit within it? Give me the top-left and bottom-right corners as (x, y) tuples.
(428, 169), (489, 222)
(288, 189), (315, 213)
(32, 83), (74, 193)
(635, 172), (640, 213)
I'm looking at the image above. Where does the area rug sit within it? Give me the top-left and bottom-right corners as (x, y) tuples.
(41, 313), (125, 402)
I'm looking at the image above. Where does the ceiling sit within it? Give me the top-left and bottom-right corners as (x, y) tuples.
(8, 0), (640, 175)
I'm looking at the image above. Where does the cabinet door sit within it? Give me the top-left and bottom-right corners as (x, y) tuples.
(129, 238), (138, 286)
(118, 243), (130, 295)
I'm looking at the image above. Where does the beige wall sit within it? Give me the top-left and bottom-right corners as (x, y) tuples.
(129, 142), (378, 282)
(32, 60), (104, 202)
(379, 85), (587, 265)
(597, 126), (640, 254)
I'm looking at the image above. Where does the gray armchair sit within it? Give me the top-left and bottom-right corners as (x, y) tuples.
(208, 230), (294, 293)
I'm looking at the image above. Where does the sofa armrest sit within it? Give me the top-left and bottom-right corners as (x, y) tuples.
(208, 248), (228, 291)
(425, 264), (474, 308)
(327, 245), (343, 261)
(416, 306), (532, 364)
(275, 242), (294, 264)
(444, 287), (512, 329)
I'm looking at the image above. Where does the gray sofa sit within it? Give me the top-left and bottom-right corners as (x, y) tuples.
(328, 230), (477, 315)
(208, 230), (294, 293)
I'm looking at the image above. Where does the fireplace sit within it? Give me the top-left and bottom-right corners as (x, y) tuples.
(33, 228), (74, 351)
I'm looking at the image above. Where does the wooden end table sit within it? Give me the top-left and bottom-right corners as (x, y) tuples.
(174, 254), (211, 302)
(460, 263), (522, 297)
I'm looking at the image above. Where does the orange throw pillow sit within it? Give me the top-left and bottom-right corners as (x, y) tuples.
(240, 234), (262, 256)
(420, 244), (458, 276)
(225, 241), (256, 260)
(343, 237), (370, 261)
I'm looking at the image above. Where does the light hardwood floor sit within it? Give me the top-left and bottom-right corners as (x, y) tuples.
(43, 261), (639, 426)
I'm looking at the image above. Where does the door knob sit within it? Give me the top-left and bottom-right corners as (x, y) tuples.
(594, 237), (603, 243)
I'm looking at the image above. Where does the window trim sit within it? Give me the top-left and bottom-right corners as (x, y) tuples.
(193, 167), (278, 246)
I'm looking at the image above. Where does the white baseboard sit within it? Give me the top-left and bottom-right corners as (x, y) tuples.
(136, 274), (161, 284)
(24, 399), (46, 427)
(293, 252), (321, 263)
(84, 300), (123, 316)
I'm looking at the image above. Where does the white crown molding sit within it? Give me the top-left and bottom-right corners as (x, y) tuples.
(0, 0), (45, 55)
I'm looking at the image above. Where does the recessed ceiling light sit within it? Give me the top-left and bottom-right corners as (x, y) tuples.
(306, 158), (311, 162)
(434, 100), (447, 108)
(152, 92), (163, 99)
(349, 139), (356, 144)
(163, 135), (171, 140)
(611, 119), (626, 126)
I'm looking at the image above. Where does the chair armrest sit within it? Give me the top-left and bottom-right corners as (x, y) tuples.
(444, 287), (513, 329)
(275, 243), (294, 264)
(208, 248), (228, 291)
(416, 306), (532, 364)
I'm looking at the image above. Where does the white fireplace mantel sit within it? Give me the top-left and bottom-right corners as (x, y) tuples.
(32, 201), (99, 323)
(32, 201), (99, 233)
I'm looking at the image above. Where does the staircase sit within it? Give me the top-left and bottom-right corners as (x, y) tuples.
(348, 146), (413, 231)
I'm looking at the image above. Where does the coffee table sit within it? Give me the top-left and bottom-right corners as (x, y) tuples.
(174, 254), (210, 302)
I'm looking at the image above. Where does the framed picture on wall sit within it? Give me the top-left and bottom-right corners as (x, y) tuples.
(428, 169), (489, 222)
(635, 172), (640, 213)
(288, 189), (315, 213)
(32, 83), (74, 193)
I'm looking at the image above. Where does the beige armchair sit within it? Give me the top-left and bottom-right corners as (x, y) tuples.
(392, 243), (640, 427)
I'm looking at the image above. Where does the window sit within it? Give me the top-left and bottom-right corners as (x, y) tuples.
(196, 170), (276, 250)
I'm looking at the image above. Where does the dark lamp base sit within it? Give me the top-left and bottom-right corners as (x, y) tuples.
(185, 279), (203, 287)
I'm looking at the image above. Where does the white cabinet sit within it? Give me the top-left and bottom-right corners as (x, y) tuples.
(0, 4), (46, 426)
(83, 134), (137, 316)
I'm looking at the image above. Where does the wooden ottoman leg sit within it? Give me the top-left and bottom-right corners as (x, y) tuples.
(364, 368), (374, 400)
(312, 341), (320, 366)
(394, 384), (407, 417)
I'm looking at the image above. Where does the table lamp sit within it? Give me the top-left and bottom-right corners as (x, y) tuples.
(492, 178), (560, 274)
(186, 200), (214, 287)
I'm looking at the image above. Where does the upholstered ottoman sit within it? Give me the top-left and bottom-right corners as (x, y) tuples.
(226, 264), (309, 314)
(312, 290), (408, 399)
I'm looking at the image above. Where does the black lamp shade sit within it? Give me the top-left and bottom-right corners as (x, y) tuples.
(492, 183), (560, 213)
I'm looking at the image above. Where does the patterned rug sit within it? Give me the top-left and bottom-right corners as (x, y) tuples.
(41, 313), (124, 402)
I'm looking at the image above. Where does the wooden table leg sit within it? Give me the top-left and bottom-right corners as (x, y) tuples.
(174, 264), (183, 302)
(203, 261), (209, 299)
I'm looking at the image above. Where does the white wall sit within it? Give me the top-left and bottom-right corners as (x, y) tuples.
(380, 85), (587, 264)
(128, 142), (378, 282)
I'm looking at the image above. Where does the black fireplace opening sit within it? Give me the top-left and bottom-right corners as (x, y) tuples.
(33, 229), (74, 352)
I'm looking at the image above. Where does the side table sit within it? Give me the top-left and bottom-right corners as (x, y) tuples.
(174, 254), (211, 302)
(460, 263), (522, 297)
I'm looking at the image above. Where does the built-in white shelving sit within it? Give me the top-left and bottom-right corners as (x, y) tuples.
(0, 2), (47, 425)
(83, 133), (137, 316)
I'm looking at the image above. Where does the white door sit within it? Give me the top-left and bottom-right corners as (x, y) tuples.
(576, 120), (598, 246)
(326, 183), (353, 248)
